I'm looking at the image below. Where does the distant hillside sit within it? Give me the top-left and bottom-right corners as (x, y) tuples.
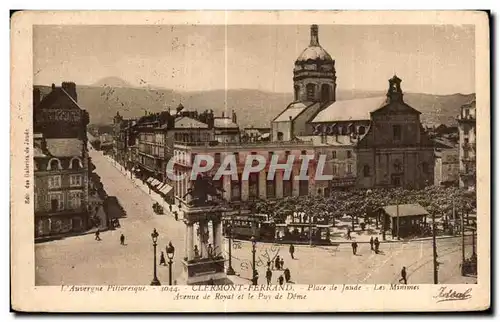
(35, 83), (475, 129)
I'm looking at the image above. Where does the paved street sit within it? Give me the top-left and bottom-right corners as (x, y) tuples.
(227, 236), (477, 285)
(35, 150), (477, 285)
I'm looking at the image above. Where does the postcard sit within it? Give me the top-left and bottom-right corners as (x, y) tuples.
(10, 10), (490, 312)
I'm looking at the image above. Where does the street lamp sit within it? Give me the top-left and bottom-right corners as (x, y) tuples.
(150, 228), (161, 286)
(251, 235), (257, 285)
(226, 223), (235, 275)
(166, 242), (175, 286)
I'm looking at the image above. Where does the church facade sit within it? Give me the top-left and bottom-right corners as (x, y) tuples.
(271, 25), (435, 193)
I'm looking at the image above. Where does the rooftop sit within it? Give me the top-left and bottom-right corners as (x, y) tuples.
(311, 96), (387, 123)
(214, 117), (238, 129)
(274, 102), (317, 122)
(174, 116), (209, 129)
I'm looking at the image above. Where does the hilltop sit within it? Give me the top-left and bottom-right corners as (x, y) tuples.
(34, 81), (475, 129)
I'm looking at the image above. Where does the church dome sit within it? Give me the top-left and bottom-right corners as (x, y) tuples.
(295, 25), (333, 63)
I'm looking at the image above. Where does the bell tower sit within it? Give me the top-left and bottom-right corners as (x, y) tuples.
(293, 25), (336, 104)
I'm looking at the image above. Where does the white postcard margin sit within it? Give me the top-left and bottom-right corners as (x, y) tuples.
(10, 10), (490, 312)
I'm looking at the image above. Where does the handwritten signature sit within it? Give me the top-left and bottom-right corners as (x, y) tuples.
(433, 287), (472, 303)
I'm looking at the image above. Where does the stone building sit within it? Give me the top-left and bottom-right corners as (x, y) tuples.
(271, 25), (435, 191)
(458, 98), (476, 190)
(33, 82), (90, 238)
(433, 137), (459, 187)
(171, 140), (316, 204)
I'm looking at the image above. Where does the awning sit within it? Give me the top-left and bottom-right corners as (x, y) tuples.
(159, 184), (173, 195)
(146, 177), (153, 184)
(151, 179), (161, 187)
(156, 183), (166, 191)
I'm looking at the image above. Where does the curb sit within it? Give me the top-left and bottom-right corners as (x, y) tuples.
(35, 227), (111, 244)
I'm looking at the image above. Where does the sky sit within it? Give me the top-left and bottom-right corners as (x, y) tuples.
(33, 24), (475, 95)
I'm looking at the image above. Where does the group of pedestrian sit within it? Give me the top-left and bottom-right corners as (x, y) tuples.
(349, 236), (381, 255)
(272, 255), (285, 270)
(369, 236), (380, 254)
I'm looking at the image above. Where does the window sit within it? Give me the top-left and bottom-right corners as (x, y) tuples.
(268, 151), (274, 161)
(321, 84), (331, 102)
(422, 162), (430, 174)
(358, 126), (366, 135)
(48, 175), (62, 189)
(294, 85), (300, 101)
(48, 192), (64, 211)
(285, 151), (291, 159)
(277, 132), (284, 141)
(347, 164), (353, 174)
(266, 172), (276, 198)
(69, 175), (82, 187)
(306, 83), (316, 101)
(299, 170), (309, 196)
(394, 160), (403, 173)
(393, 125), (402, 141)
(332, 151), (337, 159)
(48, 158), (62, 171)
(333, 164), (338, 175)
(301, 150), (306, 155)
(231, 175), (241, 201)
(68, 191), (82, 209)
(363, 165), (371, 177)
(70, 158), (82, 169)
(191, 153), (197, 165)
(214, 153), (221, 164)
(283, 171), (293, 197)
(248, 173), (259, 200)
(233, 152), (239, 163)
(347, 150), (352, 159)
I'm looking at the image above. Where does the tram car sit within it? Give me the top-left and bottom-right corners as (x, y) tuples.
(223, 213), (276, 241)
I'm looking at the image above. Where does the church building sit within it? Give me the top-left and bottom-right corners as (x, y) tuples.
(271, 25), (435, 193)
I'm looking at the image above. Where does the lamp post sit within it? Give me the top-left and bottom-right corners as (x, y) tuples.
(226, 223), (235, 275)
(150, 228), (161, 286)
(166, 242), (175, 286)
(251, 235), (257, 285)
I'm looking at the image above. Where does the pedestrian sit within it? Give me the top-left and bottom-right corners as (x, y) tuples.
(267, 260), (271, 270)
(160, 251), (166, 266)
(169, 204), (173, 212)
(284, 267), (291, 283)
(399, 266), (407, 284)
(351, 241), (358, 255)
(266, 268), (272, 285)
(120, 233), (125, 245)
(95, 229), (101, 241)
(346, 228), (351, 240)
(289, 244), (295, 259)
(280, 258), (284, 270)
(174, 211), (178, 221)
(194, 245), (200, 258)
(275, 255), (281, 270)
(278, 275), (284, 286)
(207, 243), (214, 257)
(369, 236), (374, 251)
(374, 237), (380, 254)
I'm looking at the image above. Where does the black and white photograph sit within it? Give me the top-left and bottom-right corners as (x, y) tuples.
(10, 10), (490, 312)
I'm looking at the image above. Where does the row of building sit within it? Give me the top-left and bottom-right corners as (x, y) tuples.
(109, 25), (477, 207)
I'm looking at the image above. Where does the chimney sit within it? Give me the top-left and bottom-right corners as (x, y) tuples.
(33, 88), (41, 108)
(310, 24), (319, 46)
(61, 81), (78, 102)
(51, 83), (56, 91)
(386, 75), (404, 104)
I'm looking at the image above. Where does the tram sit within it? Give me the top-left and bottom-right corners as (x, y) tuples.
(222, 213), (275, 241)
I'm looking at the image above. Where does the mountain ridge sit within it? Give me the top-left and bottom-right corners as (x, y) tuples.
(35, 83), (475, 129)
